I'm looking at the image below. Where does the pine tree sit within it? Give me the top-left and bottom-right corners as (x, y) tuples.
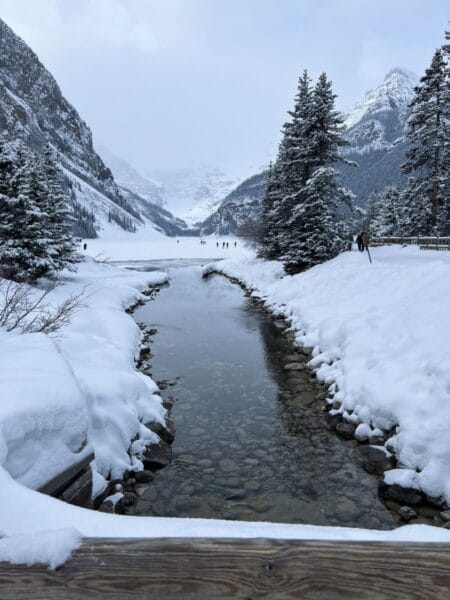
(0, 142), (78, 282)
(367, 186), (404, 236)
(402, 48), (449, 235)
(39, 146), (78, 271)
(258, 71), (315, 260)
(282, 73), (353, 273)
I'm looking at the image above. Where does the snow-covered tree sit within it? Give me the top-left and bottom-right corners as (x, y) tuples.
(39, 146), (78, 271)
(0, 141), (78, 282)
(282, 73), (353, 273)
(259, 71), (315, 261)
(402, 48), (449, 235)
(366, 186), (405, 236)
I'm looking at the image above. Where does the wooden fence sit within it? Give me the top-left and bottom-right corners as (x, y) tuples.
(370, 236), (450, 251)
(1, 537), (450, 599)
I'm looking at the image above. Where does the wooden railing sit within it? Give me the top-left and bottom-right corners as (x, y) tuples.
(370, 236), (450, 250)
(1, 537), (450, 599)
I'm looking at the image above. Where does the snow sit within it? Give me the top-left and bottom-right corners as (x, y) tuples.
(343, 68), (417, 130)
(2, 243), (450, 570)
(0, 529), (82, 570)
(82, 235), (253, 262)
(204, 246), (450, 504)
(0, 258), (168, 488)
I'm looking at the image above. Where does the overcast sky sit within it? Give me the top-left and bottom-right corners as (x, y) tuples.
(0, 0), (448, 176)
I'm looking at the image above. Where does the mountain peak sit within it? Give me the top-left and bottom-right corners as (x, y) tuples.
(344, 68), (418, 130)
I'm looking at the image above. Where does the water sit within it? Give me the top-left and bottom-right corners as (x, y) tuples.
(128, 260), (398, 528)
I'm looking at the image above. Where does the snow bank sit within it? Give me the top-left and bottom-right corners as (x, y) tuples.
(205, 246), (450, 503)
(0, 529), (81, 570)
(0, 258), (168, 488)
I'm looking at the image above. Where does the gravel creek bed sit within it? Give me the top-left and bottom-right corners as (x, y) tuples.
(119, 259), (440, 528)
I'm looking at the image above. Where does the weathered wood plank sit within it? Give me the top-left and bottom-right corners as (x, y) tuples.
(1, 537), (450, 599)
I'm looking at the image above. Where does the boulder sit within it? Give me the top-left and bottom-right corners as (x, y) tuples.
(379, 481), (424, 506)
(132, 470), (155, 483)
(353, 446), (395, 475)
(324, 411), (342, 430)
(335, 422), (356, 440)
(146, 416), (176, 444)
(143, 439), (172, 470)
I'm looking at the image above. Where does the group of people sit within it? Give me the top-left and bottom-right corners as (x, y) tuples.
(216, 241), (237, 248)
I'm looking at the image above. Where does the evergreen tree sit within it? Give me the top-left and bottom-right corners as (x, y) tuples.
(258, 161), (282, 259)
(402, 48), (449, 235)
(366, 186), (404, 236)
(282, 73), (353, 273)
(0, 141), (78, 282)
(259, 71), (316, 260)
(39, 146), (78, 271)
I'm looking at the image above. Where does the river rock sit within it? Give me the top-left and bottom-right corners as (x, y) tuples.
(133, 470), (155, 484)
(244, 480), (261, 491)
(143, 439), (172, 470)
(379, 481), (424, 506)
(225, 488), (246, 500)
(398, 505), (418, 521)
(146, 417), (176, 444)
(98, 494), (124, 514)
(219, 458), (239, 472)
(284, 362), (305, 371)
(353, 446), (395, 475)
(335, 422), (356, 439)
(368, 435), (385, 445)
(334, 497), (360, 521)
(324, 411), (342, 430)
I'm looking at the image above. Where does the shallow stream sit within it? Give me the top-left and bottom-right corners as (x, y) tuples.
(128, 259), (398, 528)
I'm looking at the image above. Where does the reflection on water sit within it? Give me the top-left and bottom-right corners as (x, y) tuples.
(129, 261), (398, 528)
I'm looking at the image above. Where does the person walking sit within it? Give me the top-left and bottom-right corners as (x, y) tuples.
(361, 232), (369, 251)
(356, 233), (364, 252)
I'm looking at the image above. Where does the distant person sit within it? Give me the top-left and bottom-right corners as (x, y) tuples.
(361, 232), (369, 251)
(356, 233), (364, 252)
(222, 241), (225, 248)
(83, 242), (87, 251)
(216, 242), (219, 248)
(226, 242), (229, 248)
(234, 241), (237, 248)
(177, 239), (179, 243)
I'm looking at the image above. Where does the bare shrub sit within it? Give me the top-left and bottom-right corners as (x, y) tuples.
(0, 280), (86, 335)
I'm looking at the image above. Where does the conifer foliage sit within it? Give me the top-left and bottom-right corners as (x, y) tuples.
(258, 71), (353, 273)
(0, 142), (78, 283)
(401, 44), (450, 235)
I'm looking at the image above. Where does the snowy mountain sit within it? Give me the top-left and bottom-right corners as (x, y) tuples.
(201, 68), (417, 233)
(338, 68), (417, 208)
(0, 17), (187, 238)
(146, 166), (242, 225)
(200, 171), (268, 235)
(97, 145), (165, 207)
(343, 68), (417, 137)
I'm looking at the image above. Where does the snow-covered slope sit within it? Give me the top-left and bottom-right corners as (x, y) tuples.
(0, 17), (188, 239)
(343, 68), (417, 135)
(97, 145), (165, 207)
(146, 166), (242, 225)
(200, 171), (268, 235)
(338, 68), (417, 207)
